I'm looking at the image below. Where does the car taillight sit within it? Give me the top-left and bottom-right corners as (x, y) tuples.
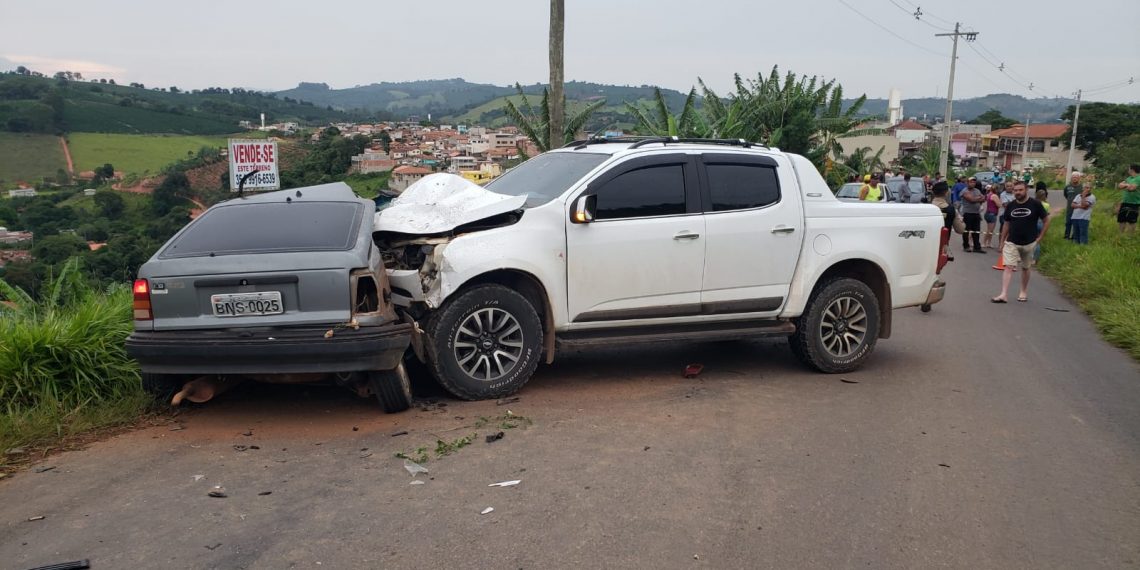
(936, 227), (950, 274)
(133, 278), (152, 320)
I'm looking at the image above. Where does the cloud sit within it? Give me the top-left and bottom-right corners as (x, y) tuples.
(2, 54), (125, 77)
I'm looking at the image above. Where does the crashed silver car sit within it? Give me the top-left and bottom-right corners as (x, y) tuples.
(125, 183), (414, 413)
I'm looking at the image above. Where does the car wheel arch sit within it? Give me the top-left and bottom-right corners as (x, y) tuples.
(813, 259), (892, 339)
(453, 269), (557, 364)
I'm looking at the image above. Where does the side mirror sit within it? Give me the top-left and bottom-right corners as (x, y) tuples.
(570, 194), (597, 224)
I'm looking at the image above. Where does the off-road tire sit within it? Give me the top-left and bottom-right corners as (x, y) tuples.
(369, 363), (413, 413)
(920, 304), (932, 313)
(788, 277), (881, 374)
(424, 284), (543, 401)
(141, 373), (189, 403)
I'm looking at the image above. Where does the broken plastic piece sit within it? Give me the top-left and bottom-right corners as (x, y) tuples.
(684, 364), (704, 378)
(403, 458), (429, 477)
(208, 486), (227, 498)
(258, 491), (272, 496)
(410, 480), (425, 485)
(840, 378), (859, 384)
(488, 480), (521, 487)
(485, 431), (504, 443)
(27, 515), (45, 521)
(193, 474), (205, 482)
(480, 507), (494, 515)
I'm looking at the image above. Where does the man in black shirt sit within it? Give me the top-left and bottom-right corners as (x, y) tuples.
(993, 181), (1051, 303)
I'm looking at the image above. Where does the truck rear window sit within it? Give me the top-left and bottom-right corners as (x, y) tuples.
(160, 202), (362, 258)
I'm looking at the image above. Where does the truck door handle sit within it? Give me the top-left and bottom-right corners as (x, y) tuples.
(771, 226), (796, 234)
(673, 231), (701, 241)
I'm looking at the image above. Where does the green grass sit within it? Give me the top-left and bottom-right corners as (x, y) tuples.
(63, 99), (238, 135)
(0, 132), (67, 187)
(1038, 188), (1140, 360)
(68, 133), (233, 176)
(343, 171), (391, 199)
(0, 259), (149, 465)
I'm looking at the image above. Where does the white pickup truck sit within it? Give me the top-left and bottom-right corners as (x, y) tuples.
(374, 138), (947, 400)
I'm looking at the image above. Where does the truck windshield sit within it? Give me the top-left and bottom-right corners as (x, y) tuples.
(485, 152), (608, 207)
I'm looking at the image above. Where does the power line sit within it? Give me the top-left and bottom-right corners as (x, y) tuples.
(885, 0), (953, 31)
(897, 0), (957, 28)
(836, 0), (948, 57)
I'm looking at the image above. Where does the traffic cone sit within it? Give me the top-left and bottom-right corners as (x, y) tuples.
(992, 249), (1017, 272)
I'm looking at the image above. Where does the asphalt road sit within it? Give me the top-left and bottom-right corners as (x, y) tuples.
(2, 243), (1139, 569)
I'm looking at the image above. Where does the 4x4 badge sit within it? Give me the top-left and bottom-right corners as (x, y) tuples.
(898, 230), (926, 239)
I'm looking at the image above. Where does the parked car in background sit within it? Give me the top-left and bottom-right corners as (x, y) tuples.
(885, 176), (929, 203)
(973, 171), (998, 185)
(125, 183), (415, 413)
(835, 182), (898, 203)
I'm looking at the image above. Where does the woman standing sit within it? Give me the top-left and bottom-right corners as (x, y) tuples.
(983, 184), (1001, 248)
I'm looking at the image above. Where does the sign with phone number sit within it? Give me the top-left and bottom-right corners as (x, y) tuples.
(228, 139), (280, 191)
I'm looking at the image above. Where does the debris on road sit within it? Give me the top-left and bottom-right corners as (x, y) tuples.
(403, 459), (429, 477)
(485, 431), (504, 443)
(205, 543), (222, 551)
(410, 480), (425, 486)
(352, 426), (359, 431)
(27, 560), (90, 570)
(258, 491), (272, 496)
(481, 507), (494, 515)
(208, 486), (228, 498)
(488, 480), (521, 487)
(1044, 307), (1070, 312)
(496, 396), (521, 406)
(359, 451), (373, 458)
(644, 446), (651, 451)
(938, 463), (950, 468)
(27, 515), (45, 521)
(684, 363), (704, 378)
(193, 474), (205, 481)
(390, 430), (409, 437)
(840, 378), (859, 384)
(233, 445), (248, 452)
(169, 425), (184, 431)
(241, 430), (253, 437)
(34, 466), (56, 473)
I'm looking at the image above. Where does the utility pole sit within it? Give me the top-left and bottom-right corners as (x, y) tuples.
(1022, 114), (1031, 172)
(935, 24), (978, 178)
(1063, 89), (1082, 184)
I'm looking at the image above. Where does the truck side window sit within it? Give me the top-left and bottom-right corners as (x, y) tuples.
(594, 164), (686, 220)
(706, 163), (780, 212)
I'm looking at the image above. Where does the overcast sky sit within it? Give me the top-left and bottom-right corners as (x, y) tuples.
(2, 0), (1137, 103)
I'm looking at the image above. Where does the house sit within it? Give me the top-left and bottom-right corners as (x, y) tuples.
(985, 124), (1080, 171)
(389, 165), (433, 193)
(888, 119), (931, 144)
(837, 134), (900, 168)
(350, 149), (397, 175)
(0, 249), (32, 267)
(8, 188), (37, 198)
(0, 227), (34, 244)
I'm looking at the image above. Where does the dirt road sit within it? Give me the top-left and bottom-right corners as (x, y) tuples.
(2, 244), (1139, 569)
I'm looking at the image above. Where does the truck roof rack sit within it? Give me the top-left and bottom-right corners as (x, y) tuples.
(627, 136), (767, 150)
(562, 136), (658, 150)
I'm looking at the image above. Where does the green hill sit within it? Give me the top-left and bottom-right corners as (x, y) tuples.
(0, 132), (66, 187)
(0, 72), (357, 136)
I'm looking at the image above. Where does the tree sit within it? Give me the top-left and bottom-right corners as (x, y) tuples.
(503, 84), (605, 152)
(1060, 102), (1140, 158)
(31, 234), (87, 265)
(966, 109), (1016, 129)
(625, 87), (703, 137)
(94, 190), (125, 219)
(152, 171), (191, 215)
(548, 0), (565, 148)
(98, 163), (115, 179)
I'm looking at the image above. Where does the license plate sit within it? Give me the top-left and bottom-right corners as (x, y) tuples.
(210, 291), (283, 317)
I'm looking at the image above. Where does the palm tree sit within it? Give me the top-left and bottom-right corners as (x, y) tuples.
(548, 0), (565, 148)
(624, 87), (704, 137)
(503, 84), (605, 152)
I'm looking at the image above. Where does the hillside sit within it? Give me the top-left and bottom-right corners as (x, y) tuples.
(852, 93), (1077, 123)
(0, 132), (66, 186)
(0, 72), (357, 135)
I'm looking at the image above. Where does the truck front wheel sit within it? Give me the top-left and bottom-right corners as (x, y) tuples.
(424, 284), (543, 400)
(789, 278), (880, 373)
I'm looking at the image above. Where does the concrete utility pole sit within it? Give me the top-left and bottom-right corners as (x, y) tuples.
(1022, 115), (1031, 171)
(935, 24), (978, 178)
(1063, 89), (1082, 183)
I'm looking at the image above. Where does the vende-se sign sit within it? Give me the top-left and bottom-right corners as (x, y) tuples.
(228, 139), (280, 191)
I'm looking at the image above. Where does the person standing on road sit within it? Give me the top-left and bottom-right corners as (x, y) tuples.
(951, 176), (967, 206)
(931, 181), (956, 262)
(1063, 172), (1082, 240)
(992, 181), (1051, 304)
(959, 177), (985, 252)
(1033, 184), (1051, 263)
(998, 182), (1016, 233)
(983, 184), (1001, 248)
(859, 173), (884, 202)
(1116, 164), (1140, 234)
(1070, 184), (1096, 245)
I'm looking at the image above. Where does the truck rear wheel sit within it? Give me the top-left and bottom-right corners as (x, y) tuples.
(789, 277), (880, 373)
(424, 284), (543, 401)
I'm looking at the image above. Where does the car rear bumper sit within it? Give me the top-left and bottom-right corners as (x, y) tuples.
(126, 323), (412, 375)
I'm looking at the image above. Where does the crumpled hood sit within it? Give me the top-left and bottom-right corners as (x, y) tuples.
(374, 173), (527, 235)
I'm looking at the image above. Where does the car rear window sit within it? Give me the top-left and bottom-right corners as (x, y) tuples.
(160, 201), (363, 258)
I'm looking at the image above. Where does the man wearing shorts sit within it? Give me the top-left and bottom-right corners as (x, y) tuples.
(993, 181), (1050, 303)
(1117, 164), (1140, 234)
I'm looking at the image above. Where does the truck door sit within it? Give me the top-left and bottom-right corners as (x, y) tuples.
(697, 153), (803, 316)
(565, 154), (705, 323)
